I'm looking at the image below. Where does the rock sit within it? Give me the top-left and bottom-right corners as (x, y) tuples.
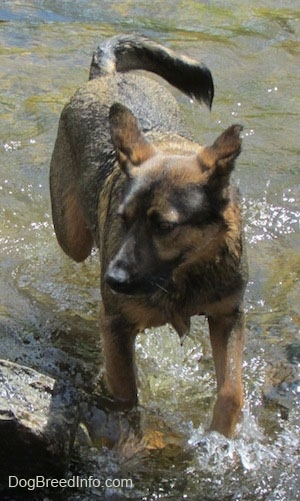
(0, 359), (79, 482)
(262, 359), (300, 420)
(286, 342), (300, 364)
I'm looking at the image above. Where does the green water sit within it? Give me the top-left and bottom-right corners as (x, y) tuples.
(0, 1), (299, 499)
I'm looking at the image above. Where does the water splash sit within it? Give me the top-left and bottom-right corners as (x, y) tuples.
(186, 403), (300, 499)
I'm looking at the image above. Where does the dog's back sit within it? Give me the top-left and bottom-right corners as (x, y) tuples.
(49, 35), (213, 260)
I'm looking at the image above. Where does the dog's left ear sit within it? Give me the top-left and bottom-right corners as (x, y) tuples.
(109, 103), (155, 175)
(198, 124), (243, 179)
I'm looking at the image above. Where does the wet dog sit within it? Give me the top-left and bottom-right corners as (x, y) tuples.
(50, 35), (247, 437)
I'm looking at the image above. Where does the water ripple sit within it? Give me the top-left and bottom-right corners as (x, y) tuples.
(244, 196), (299, 244)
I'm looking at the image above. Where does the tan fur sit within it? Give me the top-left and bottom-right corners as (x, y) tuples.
(63, 190), (94, 262)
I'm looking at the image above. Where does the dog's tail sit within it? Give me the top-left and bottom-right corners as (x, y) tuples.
(89, 34), (214, 109)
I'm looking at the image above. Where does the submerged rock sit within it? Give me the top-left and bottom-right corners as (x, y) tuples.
(286, 342), (300, 364)
(262, 358), (300, 420)
(0, 359), (79, 482)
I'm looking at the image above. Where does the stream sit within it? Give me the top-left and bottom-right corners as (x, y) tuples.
(0, 1), (299, 499)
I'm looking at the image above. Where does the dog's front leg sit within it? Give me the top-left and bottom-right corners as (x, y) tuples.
(100, 304), (138, 409)
(208, 309), (245, 437)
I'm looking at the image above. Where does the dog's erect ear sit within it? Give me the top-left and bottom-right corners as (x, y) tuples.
(109, 103), (155, 175)
(198, 124), (243, 178)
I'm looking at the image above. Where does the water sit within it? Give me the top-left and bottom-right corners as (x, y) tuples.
(0, 1), (299, 499)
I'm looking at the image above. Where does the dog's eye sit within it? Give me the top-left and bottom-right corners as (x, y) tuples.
(155, 221), (177, 235)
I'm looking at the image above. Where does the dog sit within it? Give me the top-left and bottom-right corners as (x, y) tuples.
(50, 34), (247, 437)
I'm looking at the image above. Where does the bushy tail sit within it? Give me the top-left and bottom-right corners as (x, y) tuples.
(89, 34), (214, 109)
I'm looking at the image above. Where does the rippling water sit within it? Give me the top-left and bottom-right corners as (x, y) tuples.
(0, 1), (299, 499)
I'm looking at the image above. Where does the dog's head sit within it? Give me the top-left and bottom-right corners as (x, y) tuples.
(105, 103), (243, 296)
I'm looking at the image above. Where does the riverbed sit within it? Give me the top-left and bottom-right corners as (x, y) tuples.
(0, 1), (299, 499)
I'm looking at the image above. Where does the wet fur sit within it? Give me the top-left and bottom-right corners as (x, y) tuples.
(50, 35), (247, 437)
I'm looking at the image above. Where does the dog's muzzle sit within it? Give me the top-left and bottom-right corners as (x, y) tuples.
(104, 261), (173, 296)
(104, 265), (137, 295)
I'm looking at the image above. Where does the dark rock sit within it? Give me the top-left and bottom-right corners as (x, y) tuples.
(286, 342), (300, 364)
(0, 359), (79, 483)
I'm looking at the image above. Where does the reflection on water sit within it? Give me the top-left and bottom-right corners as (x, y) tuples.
(245, 192), (300, 244)
(0, 0), (299, 499)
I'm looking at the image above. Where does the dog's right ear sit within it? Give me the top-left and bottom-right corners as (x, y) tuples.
(109, 103), (155, 176)
(198, 124), (243, 178)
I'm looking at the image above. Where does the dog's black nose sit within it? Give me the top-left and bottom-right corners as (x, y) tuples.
(105, 266), (133, 294)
